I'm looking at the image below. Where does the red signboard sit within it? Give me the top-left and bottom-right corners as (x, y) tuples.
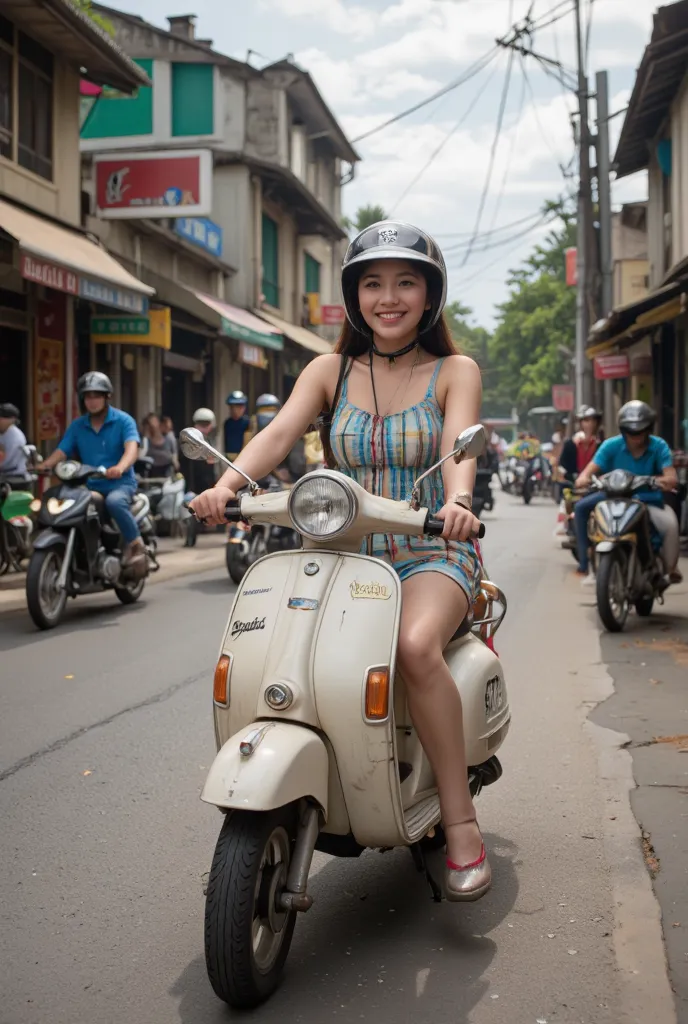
(21, 254), (78, 294)
(94, 149), (212, 219)
(594, 353), (630, 380)
(565, 247), (577, 287)
(321, 304), (345, 325)
(552, 384), (575, 412)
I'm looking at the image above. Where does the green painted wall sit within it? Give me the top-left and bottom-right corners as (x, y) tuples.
(81, 59), (153, 139)
(171, 64), (214, 136)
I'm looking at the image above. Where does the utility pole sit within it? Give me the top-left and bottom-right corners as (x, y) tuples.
(595, 69), (614, 433)
(574, 0), (594, 412)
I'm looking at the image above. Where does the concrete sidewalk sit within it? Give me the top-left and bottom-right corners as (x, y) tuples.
(587, 560), (688, 1022)
(0, 533), (227, 613)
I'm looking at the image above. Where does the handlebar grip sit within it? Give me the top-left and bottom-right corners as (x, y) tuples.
(182, 499), (243, 524)
(425, 513), (486, 539)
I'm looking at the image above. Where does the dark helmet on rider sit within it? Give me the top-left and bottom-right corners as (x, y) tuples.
(255, 393), (281, 432)
(0, 402), (20, 420)
(618, 400), (655, 435)
(226, 390), (248, 407)
(341, 220), (447, 338)
(77, 371), (113, 397)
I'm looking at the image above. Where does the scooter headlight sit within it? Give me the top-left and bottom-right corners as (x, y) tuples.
(288, 474), (357, 540)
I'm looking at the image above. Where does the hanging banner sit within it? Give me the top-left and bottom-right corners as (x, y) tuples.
(94, 149), (212, 219)
(552, 384), (575, 412)
(594, 353), (630, 380)
(321, 304), (345, 325)
(565, 247), (577, 287)
(91, 308), (171, 349)
(34, 294), (67, 443)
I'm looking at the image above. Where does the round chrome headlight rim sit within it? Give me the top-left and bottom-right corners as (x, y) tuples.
(287, 472), (358, 541)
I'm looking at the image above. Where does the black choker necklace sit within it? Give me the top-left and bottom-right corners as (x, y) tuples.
(371, 339), (418, 364)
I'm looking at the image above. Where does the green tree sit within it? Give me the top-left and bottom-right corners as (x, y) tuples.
(342, 204), (389, 233)
(444, 300), (491, 364)
(71, 0), (115, 36)
(485, 204), (576, 416)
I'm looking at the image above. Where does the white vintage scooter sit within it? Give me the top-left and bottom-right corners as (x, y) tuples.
(181, 424), (510, 1010)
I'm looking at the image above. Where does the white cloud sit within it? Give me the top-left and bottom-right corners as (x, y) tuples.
(259, 0), (378, 39)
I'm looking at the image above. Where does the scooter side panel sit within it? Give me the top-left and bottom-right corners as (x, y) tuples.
(201, 722), (329, 813)
(444, 635), (510, 765)
(313, 554), (406, 848)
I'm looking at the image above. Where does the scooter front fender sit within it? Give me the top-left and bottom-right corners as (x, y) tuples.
(201, 722), (329, 815)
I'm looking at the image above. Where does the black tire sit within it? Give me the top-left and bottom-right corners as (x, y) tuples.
(26, 548), (68, 629)
(114, 578), (145, 605)
(205, 808), (297, 1009)
(523, 477), (533, 505)
(635, 594), (654, 617)
(184, 518), (198, 548)
(226, 544), (246, 585)
(596, 551), (629, 632)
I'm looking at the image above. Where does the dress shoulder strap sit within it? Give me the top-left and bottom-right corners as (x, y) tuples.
(425, 357), (446, 400)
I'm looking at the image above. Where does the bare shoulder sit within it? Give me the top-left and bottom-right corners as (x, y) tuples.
(299, 353), (342, 385)
(438, 353), (482, 390)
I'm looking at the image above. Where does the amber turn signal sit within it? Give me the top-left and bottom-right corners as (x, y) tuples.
(213, 654), (232, 707)
(365, 667), (389, 721)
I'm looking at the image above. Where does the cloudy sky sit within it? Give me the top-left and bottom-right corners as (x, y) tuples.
(110, 0), (657, 327)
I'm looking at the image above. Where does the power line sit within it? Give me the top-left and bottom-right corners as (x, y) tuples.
(434, 209), (554, 239)
(391, 60), (500, 213)
(448, 213), (557, 285)
(487, 53), (527, 234)
(443, 210), (551, 257)
(457, 45), (516, 268)
(351, 46), (499, 144)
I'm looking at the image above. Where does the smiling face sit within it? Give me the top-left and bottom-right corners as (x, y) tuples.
(357, 259), (430, 347)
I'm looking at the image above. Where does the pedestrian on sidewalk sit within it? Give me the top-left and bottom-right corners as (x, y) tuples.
(40, 373), (148, 579)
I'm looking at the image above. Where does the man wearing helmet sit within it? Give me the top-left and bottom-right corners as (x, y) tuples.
(574, 400), (681, 583)
(254, 394), (306, 484)
(40, 372), (148, 578)
(185, 408), (219, 496)
(223, 391), (250, 461)
(0, 402), (31, 482)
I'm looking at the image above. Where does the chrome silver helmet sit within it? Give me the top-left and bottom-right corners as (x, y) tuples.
(77, 371), (113, 396)
(618, 400), (655, 434)
(341, 220), (447, 337)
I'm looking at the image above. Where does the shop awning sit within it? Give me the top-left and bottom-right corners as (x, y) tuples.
(254, 309), (333, 356)
(0, 199), (154, 313)
(586, 278), (688, 357)
(193, 293), (283, 350)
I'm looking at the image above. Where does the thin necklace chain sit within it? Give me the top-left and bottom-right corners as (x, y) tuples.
(372, 347), (421, 418)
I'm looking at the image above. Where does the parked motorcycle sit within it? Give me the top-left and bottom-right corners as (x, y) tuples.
(587, 470), (668, 632)
(136, 458), (189, 540)
(499, 455), (526, 495)
(26, 461), (158, 629)
(181, 423), (509, 1009)
(226, 476), (300, 585)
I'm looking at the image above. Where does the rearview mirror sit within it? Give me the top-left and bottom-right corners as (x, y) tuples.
(179, 427), (213, 461)
(453, 424), (487, 463)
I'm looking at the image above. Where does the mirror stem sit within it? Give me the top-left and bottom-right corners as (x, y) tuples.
(410, 448), (465, 510)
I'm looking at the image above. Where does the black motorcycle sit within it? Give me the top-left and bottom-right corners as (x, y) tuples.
(587, 470), (668, 632)
(473, 450), (497, 518)
(226, 475), (300, 585)
(26, 461), (158, 629)
(523, 453), (552, 504)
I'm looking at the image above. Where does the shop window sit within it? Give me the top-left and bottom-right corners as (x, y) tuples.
(304, 252), (321, 295)
(0, 21), (54, 180)
(81, 58), (153, 140)
(261, 214), (279, 308)
(171, 64), (214, 136)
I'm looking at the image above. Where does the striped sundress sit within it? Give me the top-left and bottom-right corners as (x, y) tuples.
(329, 357), (481, 602)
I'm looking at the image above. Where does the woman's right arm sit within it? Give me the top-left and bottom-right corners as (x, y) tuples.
(190, 354), (338, 523)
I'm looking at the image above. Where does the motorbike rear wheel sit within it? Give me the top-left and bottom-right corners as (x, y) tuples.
(205, 807), (297, 1009)
(26, 548), (68, 629)
(523, 477), (533, 505)
(596, 551), (629, 632)
(115, 578), (145, 605)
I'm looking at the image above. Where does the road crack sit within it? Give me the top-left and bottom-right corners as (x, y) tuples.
(0, 665), (211, 783)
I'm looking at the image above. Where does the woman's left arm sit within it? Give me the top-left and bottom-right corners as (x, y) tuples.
(435, 355), (483, 542)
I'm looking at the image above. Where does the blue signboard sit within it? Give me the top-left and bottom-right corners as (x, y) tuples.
(79, 277), (149, 314)
(175, 217), (223, 258)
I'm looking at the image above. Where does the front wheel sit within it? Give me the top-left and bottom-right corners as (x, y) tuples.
(226, 543), (247, 585)
(26, 548), (68, 629)
(115, 578), (145, 605)
(596, 550), (629, 632)
(205, 808), (297, 1009)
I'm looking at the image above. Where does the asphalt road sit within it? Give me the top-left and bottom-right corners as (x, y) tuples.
(0, 497), (675, 1024)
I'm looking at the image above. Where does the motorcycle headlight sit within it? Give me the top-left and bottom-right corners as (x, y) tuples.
(46, 498), (75, 515)
(55, 461), (79, 481)
(288, 474), (357, 540)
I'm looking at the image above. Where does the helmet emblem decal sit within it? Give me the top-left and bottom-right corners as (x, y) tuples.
(378, 227), (398, 245)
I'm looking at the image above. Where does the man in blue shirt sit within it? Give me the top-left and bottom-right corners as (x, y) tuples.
(223, 390), (250, 459)
(574, 400), (680, 583)
(41, 372), (148, 578)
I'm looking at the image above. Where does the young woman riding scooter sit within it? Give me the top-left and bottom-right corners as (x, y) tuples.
(191, 221), (490, 900)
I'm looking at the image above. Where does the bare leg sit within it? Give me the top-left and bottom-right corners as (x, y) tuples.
(397, 571), (483, 867)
